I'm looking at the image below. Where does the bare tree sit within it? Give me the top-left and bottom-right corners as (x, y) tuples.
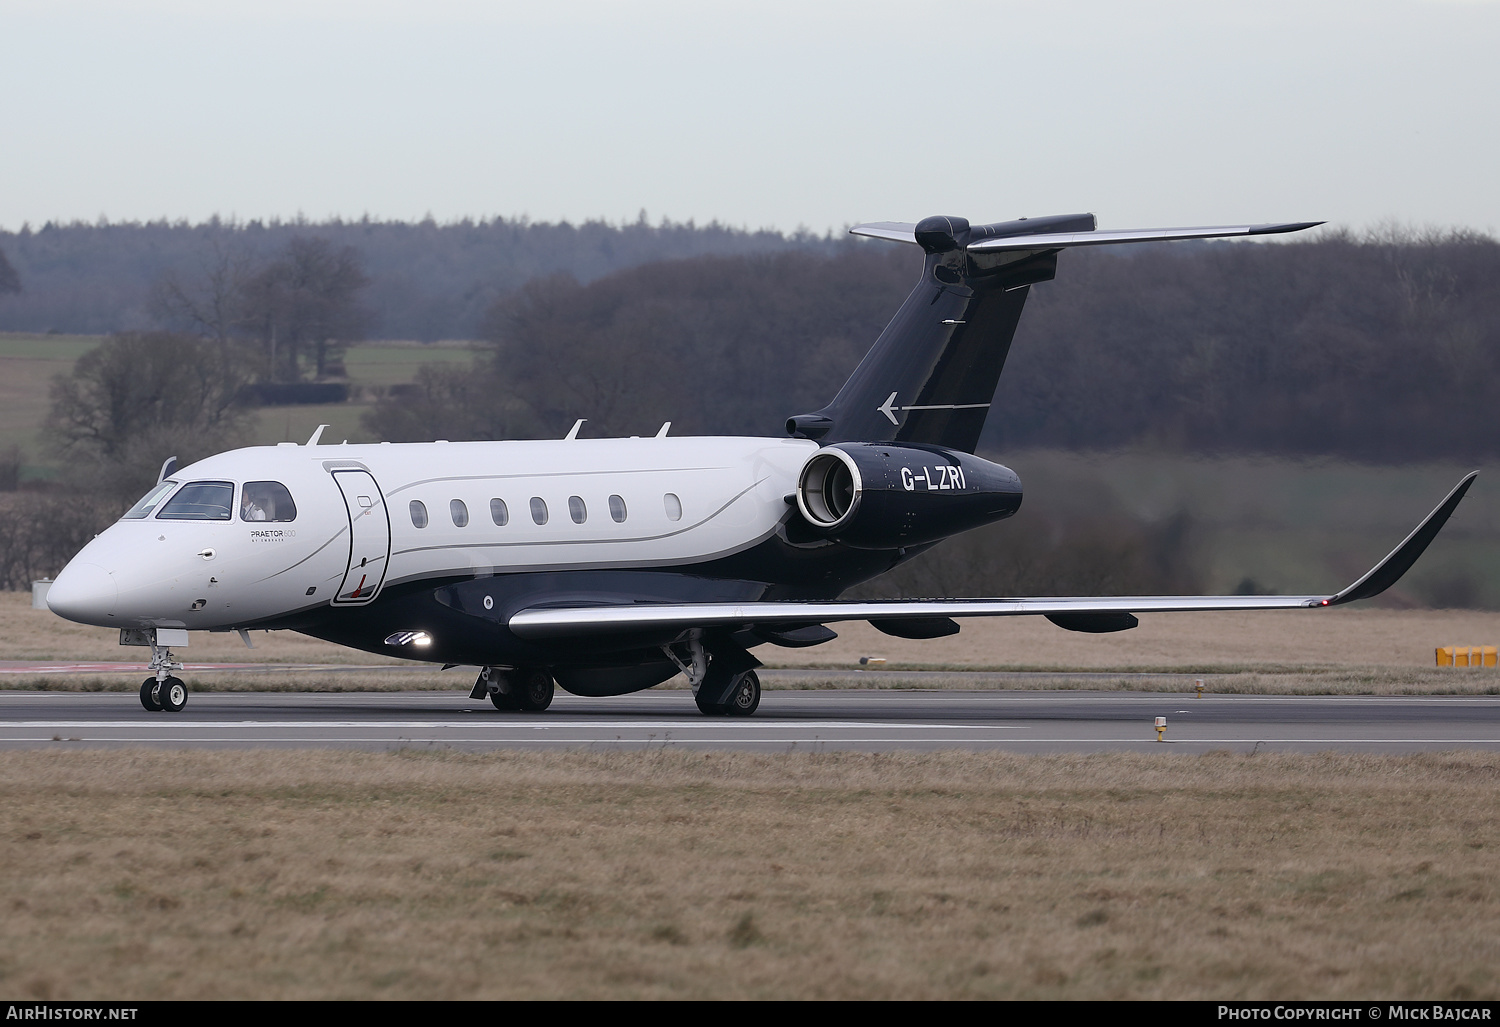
(46, 332), (257, 500)
(246, 238), (369, 380)
(0, 247), (19, 295)
(148, 240), (260, 346)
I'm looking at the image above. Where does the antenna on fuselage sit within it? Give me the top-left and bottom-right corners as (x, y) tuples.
(305, 424), (330, 446)
(564, 419), (586, 440)
(655, 422), (672, 438)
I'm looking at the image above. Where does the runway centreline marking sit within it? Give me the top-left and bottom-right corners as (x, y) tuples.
(9, 737), (1500, 745)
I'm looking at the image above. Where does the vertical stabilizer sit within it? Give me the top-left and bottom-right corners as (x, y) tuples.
(789, 212), (1322, 453)
(787, 213), (1091, 453)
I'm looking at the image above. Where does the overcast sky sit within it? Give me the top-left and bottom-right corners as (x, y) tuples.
(4, 0), (1498, 236)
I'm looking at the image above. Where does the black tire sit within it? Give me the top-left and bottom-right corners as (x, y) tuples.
(724, 670), (760, 717)
(489, 686), (519, 711)
(158, 676), (188, 713)
(139, 678), (162, 712)
(515, 668), (554, 712)
(694, 688), (724, 716)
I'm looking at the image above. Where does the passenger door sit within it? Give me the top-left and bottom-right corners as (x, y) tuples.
(331, 470), (391, 605)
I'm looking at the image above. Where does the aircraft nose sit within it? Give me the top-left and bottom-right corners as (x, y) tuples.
(46, 561), (118, 624)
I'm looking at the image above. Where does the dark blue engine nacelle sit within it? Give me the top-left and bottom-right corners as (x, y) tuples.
(794, 442), (1022, 551)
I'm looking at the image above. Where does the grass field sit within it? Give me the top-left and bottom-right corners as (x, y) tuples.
(1, 748), (1496, 1000)
(0, 333), (479, 467)
(997, 451), (1500, 605)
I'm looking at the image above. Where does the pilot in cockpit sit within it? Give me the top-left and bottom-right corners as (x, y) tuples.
(241, 487), (270, 521)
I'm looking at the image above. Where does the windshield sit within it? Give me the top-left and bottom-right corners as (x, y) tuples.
(122, 480), (178, 520)
(156, 481), (235, 521)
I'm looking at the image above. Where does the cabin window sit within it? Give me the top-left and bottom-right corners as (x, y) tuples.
(568, 496), (587, 524)
(530, 497), (548, 525)
(156, 481), (234, 521)
(123, 480), (177, 520)
(240, 481), (297, 522)
(664, 493), (682, 521)
(609, 495), (627, 522)
(490, 498), (509, 526)
(450, 499), (469, 527)
(410, 501), (429, 528)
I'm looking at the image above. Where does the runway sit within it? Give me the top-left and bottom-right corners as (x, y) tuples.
(4, 687), (1500, 753)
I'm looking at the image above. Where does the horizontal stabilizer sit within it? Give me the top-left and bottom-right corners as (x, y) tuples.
(850, 219), (1323, 252)
(508, 473), (1475, 638)
(966, 221), (1324, 253)
(848, 222), (919, 243)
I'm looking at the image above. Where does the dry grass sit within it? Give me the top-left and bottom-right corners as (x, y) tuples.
(759, 666), (1500, 695)
(1, 670), (461, 693)
(14, 595), (1500, 670)
(2, 592), (405, 664)
(759, 607), (1500, 671)
(0, 748), (1497, 1000)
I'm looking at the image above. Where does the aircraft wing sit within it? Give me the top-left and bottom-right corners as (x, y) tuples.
(849, 220), (1322, 251)
(508, 472), (1476, 640)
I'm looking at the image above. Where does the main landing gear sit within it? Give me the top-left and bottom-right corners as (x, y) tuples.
(471, 666), (555, 712)
(664, 633), (763, 717)
(139, 640), (188, 712)
(696, 669), (760, 717)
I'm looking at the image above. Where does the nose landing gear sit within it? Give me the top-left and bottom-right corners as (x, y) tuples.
(140, 676), (188, 712)
(139, 640), (188, 712)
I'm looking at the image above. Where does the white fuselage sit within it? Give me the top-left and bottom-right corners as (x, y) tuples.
(47, 435), (819, 631)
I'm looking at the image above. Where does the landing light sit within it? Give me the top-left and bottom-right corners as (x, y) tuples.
(385, 630), (433, 647)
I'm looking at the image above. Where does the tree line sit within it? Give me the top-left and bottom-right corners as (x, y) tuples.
(366, 228), (1500, 462)
(0, 215), (829, 341)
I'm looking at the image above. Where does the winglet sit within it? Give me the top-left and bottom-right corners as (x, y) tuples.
(306, 424), (329, 446)
(564, 419), (586, 440)
(1328, 471), (1479, 606)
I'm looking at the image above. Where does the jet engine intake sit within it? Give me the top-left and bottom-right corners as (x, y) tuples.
(795, 443), (1022, 550)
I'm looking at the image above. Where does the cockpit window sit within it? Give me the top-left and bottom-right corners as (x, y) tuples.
(156, 481), (235, 521)
(241, 481), (298, 522)
(122, 480), (178, 520)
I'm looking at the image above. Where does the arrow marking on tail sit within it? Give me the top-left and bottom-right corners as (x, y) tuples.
(878, 392), (991, 425)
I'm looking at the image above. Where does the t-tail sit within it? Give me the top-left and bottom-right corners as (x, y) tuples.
(786, 213), (1323, 453)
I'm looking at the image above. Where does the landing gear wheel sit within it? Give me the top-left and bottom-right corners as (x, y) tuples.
(140, 678), (162, 712)
(489, 688), (519, 711)
(515, 668), (554, 712)
(724, 670), (760, 717)
(157, 676), (188, 713)
(697, 669), (760, 716)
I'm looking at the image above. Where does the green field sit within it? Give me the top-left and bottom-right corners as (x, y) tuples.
(0, 333), (479, 468)
(1007, 450), (1500, 605)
